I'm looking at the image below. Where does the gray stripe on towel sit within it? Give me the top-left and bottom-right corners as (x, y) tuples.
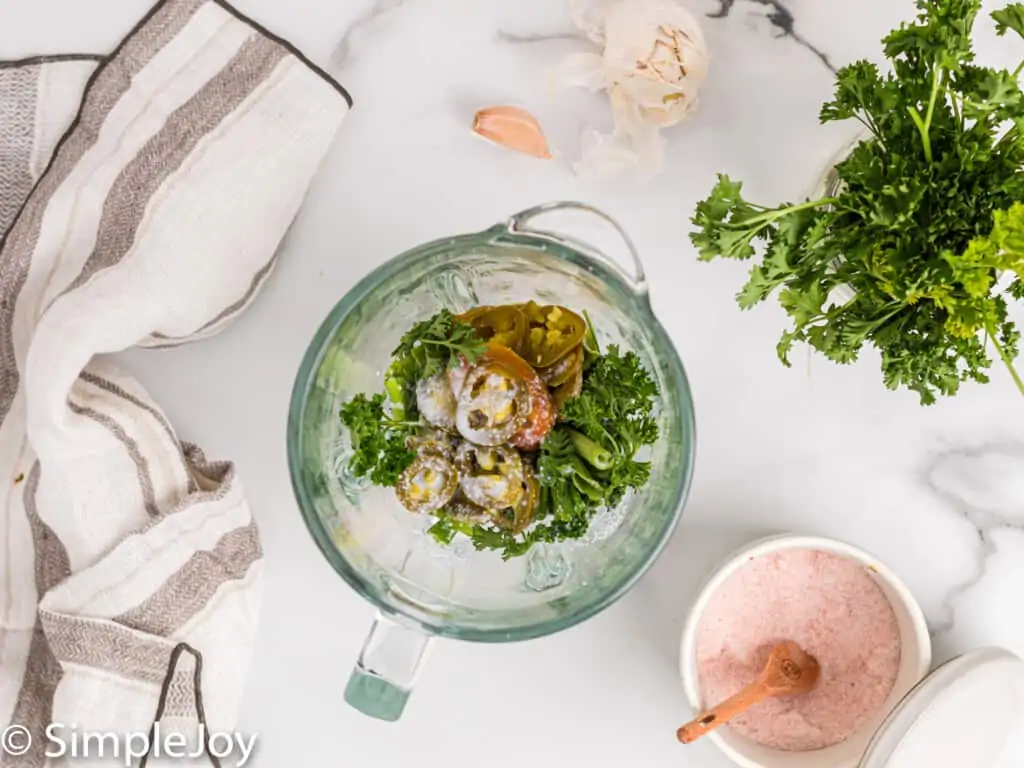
(6, 464), (71, 768)
(150, 247), (280, 344)
(64, 35), (287, 295)
(79, 371), (199, 493)
(0, 67), (40, 236)
(0, 0), (205, 428)
(114, 520), (262, 636)
(68, 402), (160, 518)
(39, 613), (176, 685)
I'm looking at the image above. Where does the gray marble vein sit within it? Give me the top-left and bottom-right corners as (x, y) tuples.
(331, 0), (407, 69)
(495, 29), (583, 45)
(922, 442), (1024, 634)
(497, 0), (836, 73)
(709, 0), (835, 72)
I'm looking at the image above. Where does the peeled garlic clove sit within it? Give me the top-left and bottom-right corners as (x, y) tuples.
(472, 106), (552, 159)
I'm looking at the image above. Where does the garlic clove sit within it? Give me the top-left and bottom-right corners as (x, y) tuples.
(472, 106), (553, 159)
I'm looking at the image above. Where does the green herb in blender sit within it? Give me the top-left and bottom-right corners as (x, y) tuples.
(338, 394), (416, 487)
(384, 308), (487, 420)
(338, 304), (661, 559)
(690, 0), (1024, 404)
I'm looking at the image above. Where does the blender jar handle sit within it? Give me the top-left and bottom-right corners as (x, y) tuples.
(344, 613), (433, 721)
(505, 201), (648, 296)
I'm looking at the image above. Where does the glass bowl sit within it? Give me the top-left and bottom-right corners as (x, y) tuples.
(286, 202), (696, 720)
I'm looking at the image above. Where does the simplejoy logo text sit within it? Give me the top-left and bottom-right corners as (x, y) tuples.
(1, 723), (257, 766)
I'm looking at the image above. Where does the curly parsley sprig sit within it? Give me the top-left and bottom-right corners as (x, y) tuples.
(384, 309), (486, 420)
(338, 393), (418, 487)
(691, 0), (1024, 404)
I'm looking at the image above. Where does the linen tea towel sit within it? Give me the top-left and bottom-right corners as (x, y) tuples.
(0, 0), (351, 764)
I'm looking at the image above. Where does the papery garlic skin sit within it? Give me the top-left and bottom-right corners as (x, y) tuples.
(589, 86), (667, 175)
(558, 0), (709, 176)
(568, 0), (618, 44)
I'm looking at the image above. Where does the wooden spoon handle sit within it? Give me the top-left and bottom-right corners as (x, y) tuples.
(677, 681), (774, 744)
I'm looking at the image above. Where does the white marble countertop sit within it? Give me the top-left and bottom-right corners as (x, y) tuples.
(3, 0), (1024, 765)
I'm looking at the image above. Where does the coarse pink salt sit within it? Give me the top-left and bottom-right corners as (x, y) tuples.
(695, 548), (901, 752)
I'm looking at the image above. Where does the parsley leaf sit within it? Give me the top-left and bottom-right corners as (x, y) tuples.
(559, 345), (659, 457)
(390, 309), (486, 381)
(338, 393), (417, 487)
(426, 514), (477, 546)
(690, 0), (1024, 403)
(992, 3), (1024, 39)
(1010, 277), (1024, 300)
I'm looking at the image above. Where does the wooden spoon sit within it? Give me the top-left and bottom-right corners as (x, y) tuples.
(677, 641), (821, 745)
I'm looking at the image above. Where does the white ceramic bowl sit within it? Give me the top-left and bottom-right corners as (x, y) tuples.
(679, 534), (932, 768)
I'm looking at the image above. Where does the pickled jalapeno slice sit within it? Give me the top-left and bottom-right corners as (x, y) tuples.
(551, 365), (584, 412)
(415, 373), (458, 431)
(395, 453), (459, 514)
(445, 494), (493, 525)
(490, 464), (540, 534)
(476, 343), (555, 450)
(406, 427), (458, 461)
(457, 305), (528, 353)
(454, 306), (491, 324)
(454, 362), (529, 445)
(520, 302), (586, 368)
(455, 442), (525, 510)
(540, 345), (584, 388)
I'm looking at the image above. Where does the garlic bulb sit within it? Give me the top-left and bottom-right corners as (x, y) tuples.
(556, 0), (709, 176)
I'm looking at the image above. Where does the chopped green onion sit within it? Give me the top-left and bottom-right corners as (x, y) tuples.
(567, 429), (614, 471)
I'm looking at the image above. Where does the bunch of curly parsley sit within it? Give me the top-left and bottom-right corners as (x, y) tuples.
(691, 0), (1024, 404)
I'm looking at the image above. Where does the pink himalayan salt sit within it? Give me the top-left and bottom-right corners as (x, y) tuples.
(695, 548), (901, 752)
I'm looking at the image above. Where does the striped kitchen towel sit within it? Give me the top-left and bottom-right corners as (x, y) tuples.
(0, 0), (351, 765)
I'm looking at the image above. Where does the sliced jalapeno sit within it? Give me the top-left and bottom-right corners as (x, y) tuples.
(456, 442), (525, 510)
(406, 427), (458, 461)
(458, 305), (528, 353)
(490, 464), (540, 534)
(551, 365), (584, 413)
(454, 362), (529, 446)
(416, 372), (458, 431)
(480, 343), (555, 450)
(541, 345), (584, 388)
(445, 493), (492, 524)
(454, 306), (491, 324)
(395, 453), (459, 514)
(519, 302), (586, 368)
